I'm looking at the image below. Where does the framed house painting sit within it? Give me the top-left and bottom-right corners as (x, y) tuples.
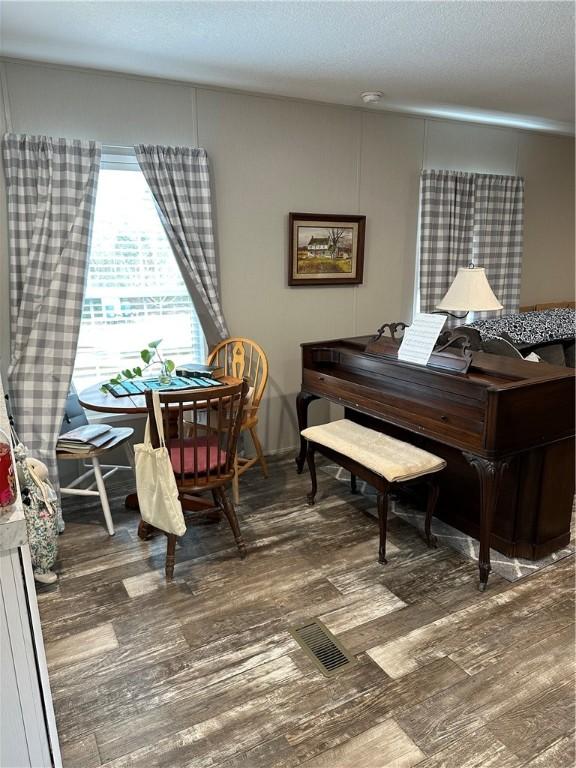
(288, 212), (366, 286)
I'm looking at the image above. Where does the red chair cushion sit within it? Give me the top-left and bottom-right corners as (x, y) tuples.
(169, 436), (227, 475)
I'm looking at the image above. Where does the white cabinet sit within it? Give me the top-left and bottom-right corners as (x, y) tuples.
(0, 379), (61, 767)
(0, 540), (62, 767)
(1, 580), (29, 767)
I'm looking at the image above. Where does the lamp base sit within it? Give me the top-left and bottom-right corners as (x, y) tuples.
(432, 310), (470, 320)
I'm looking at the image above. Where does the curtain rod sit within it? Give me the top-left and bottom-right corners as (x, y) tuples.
(102, 143), (135, 152)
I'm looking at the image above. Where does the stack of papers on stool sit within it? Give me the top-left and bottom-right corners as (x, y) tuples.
(57, 425), (114, 453)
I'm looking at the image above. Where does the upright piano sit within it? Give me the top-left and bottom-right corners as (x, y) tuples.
(296, 336), (575, 588)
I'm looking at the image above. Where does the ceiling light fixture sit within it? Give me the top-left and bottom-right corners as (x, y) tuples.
(361, 91), (383, 104)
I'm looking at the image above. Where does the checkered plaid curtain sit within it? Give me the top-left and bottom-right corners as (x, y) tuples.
(419, 170), (524, 316)
(134, 145), (229, 347)
(2, 134), (101, 484)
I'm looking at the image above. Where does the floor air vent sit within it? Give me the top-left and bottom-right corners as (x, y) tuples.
(290, 619), (356, 677)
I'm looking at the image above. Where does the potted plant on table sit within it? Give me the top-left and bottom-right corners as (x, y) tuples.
(103, 340), (175, 392)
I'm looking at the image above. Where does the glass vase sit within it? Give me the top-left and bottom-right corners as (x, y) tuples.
(158, 362), (173, 386)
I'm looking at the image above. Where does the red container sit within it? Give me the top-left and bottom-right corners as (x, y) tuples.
(0, 433), (16, 508)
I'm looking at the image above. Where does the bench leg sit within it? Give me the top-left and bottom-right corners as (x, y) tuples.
(377, 487), (390, 565)
(350, 473), (358, 494)
(425, 476), (440, 547)
(306, 443), (317, 505)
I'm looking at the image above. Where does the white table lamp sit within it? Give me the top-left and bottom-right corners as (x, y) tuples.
(436, 266), (503, 316)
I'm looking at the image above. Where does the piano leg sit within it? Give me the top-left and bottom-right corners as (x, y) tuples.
(295, 390), (319, 473)
(464, 454), (508, 591)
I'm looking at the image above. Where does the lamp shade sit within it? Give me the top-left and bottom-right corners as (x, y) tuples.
(436, 267), (503, 312)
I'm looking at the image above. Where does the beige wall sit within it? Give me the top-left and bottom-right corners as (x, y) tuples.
(517, 132), (575, 305)
(0, 59), (574, 452)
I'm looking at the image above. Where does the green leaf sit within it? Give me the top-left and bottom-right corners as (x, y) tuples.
(165, 359), (175, 373)
(140, 349), (153, 364)
(110, 376), (122, 384)
(148, 339), (162, 349)
(122, 369), (134, 379)
(133, 366), (142, 377)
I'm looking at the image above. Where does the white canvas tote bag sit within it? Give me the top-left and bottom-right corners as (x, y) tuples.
(134, 391), (186, 536)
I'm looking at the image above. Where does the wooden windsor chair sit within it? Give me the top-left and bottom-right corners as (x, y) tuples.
(139, 380), (248, 581)
(207, 338), (269, 504)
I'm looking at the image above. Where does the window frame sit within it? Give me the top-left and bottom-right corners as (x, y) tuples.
(74, 147), (206, 415)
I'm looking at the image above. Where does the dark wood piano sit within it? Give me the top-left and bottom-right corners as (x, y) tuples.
(296, 335), (575, 588)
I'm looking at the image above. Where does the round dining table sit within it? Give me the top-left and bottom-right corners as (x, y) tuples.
(78, 383), (152, 414)
(78, 375), (239, 413)
(78, 377), (240, 522)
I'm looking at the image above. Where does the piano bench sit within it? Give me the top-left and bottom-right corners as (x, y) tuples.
(301, 419), (446, 564)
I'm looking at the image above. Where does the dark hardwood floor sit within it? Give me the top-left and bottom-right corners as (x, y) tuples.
(38, 453), (575, 768)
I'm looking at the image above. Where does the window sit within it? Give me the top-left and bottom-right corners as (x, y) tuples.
(73, 157), (206, 389)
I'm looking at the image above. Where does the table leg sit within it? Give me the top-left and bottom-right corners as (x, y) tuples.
(464, 453), (508, 591)
(125, 492), (140, 511)
(137, 519), (154, 539)
(295, 391), (319, 473)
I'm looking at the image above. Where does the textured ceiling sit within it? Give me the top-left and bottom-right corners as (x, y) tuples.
(1, 1), (574, 133)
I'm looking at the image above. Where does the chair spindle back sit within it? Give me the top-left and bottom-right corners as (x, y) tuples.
(207, 338), (268, 418)
(145, 380), (248, 488)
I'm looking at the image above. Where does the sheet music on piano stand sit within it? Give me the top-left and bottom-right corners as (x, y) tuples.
(398, 313), (447, 366)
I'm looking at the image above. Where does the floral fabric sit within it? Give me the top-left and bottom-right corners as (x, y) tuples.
(14, 444), (60, 575)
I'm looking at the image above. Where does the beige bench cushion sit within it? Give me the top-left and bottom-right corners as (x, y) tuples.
(301, 419), (446, 483)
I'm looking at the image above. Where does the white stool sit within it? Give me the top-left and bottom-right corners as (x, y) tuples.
(58, 430), (134, 535)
